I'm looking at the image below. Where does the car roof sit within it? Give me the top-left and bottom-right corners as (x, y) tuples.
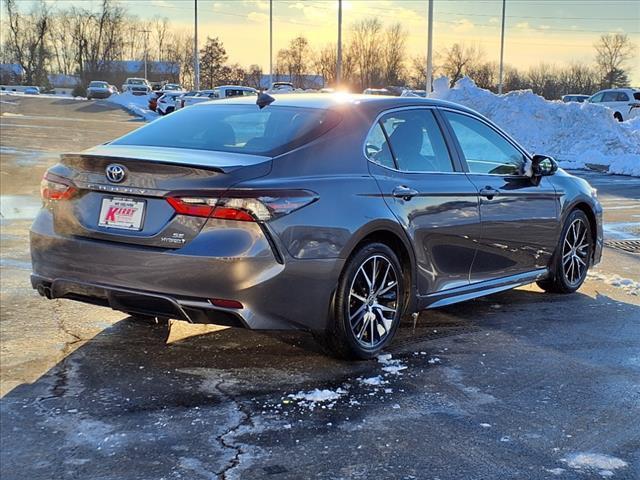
(207, 93), (477, 114)
(217, 85), (256, 90)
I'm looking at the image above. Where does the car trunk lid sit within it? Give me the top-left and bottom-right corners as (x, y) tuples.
(48, 145), (271, 248)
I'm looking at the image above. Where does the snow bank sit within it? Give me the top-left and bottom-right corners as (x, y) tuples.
(105, 92), (157, 121)
(430, 76), (640, 176)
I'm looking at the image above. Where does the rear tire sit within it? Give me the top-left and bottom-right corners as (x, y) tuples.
(320, 243), (405, 359)
(537, 209), (593, 294)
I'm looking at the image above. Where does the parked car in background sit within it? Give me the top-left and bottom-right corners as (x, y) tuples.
(31, 94), (603, 359)
(268, 82), (295, 93)
(363, 88), (391, 96)
(156, 91), (184, 115)
(24, 86), (40, 95)
(181, 86), (257, 108)
(86, 81), (113, 100)
(588, 88), (640, 121)
(561, 94), (589, 103)
(122, 78), (151, 96)
(161, 83), (184, 92)
(174, 91), (199, 110)
(401, 89), (427, 98)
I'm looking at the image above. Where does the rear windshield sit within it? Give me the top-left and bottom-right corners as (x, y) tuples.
(111, 104), (341, 156)
(634, 92), (640, 101)
(90, 82), (108, 88)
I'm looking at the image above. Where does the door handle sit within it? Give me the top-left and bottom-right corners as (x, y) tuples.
(479, 186), (499, 200)
(392, 186), (419, 200)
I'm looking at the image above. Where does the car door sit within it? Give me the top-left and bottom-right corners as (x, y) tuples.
(366, 108), (481, 296)
(440, 109), (560, 283)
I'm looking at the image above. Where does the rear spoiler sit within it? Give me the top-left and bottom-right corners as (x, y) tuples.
(63, 145), (271, 174)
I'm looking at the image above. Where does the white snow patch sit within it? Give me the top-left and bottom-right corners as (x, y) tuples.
(288, 388), (347, 410)
(544, 467), (566, 475)
(105, 92), (158, 121)
(562, 452), (628, 472)
(588, 272), (640, 296)
(377, 354), (408, 375)
(479, 423), (492, 428)
(358, 375), (387, 386)
(430, 76), (640, 177)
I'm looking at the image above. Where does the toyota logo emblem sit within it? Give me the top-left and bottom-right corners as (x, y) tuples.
(105, 164), (126, 183)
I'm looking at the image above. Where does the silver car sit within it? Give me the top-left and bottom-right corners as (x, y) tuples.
(30, 94), (603, 358)
(87, 81), (113, 100)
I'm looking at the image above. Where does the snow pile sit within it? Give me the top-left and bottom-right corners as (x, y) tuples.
(105, 92), (157, 121)
(588, 272), (640, 296)
(430, 76), (640, 176)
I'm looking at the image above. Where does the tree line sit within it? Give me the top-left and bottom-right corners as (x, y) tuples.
(1, 0), (636, 99)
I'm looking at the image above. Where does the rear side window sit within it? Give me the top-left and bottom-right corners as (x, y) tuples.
(377, 109), (453, 173)
(112, 104), (341, 156)
(616, 92), (629, 101)
(444, 111), (526, 175)
(602, 92), (619, 102)
(364, 123), (395, 169)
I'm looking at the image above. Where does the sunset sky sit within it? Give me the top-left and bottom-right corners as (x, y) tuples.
(17, 0), (640, 83)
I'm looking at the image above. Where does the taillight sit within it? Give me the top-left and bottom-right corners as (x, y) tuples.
(40, 172), (77, 201)
(166, 190), (318, 222)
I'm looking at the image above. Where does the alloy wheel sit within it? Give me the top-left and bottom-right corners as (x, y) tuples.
(562, 218), (590, 286)
(348, 254), (400, 349)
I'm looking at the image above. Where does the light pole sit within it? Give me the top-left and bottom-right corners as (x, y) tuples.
(141, 29), (150, 80)
(425, 0), (433, 95)
(269, 0), (273, 89)
(498, 0), (506, 94)
(194, 0), (200, 90)
(336, 0), (342, 86)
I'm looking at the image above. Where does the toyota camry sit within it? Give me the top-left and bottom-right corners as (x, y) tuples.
(30, 93), (603, 358)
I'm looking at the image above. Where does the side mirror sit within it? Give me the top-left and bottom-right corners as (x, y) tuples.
(531, 154), (558, 177)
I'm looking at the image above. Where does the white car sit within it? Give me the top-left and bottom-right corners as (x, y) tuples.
(268, 82), (295, 93)
(122, 78), (151, 96)
(588, 88), (640, 121)
(156, 92), (184, 115)
(180, 86), (257, 108)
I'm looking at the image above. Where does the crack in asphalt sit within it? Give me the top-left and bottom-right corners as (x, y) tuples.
(212, 379), (255, 480)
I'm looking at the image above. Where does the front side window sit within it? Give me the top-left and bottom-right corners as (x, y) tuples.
(444, 111), (526, 175)
(590, 93), (604, 103)
(378, 109), (453, 173)
(364, 123), (395, 169)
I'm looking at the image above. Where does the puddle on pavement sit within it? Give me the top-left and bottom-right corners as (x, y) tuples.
(0, 195), (41, 220)
(0, 146), (58, 166)
(604, 222), (640, 240)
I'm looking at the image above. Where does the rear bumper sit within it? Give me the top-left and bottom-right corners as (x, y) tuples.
(30, 210), (344, 331)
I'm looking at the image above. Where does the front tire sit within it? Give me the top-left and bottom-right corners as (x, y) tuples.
(321, 243), (405, 359)
(537, 209), (593, 294)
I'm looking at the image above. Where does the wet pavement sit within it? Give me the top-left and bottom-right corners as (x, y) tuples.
(1, 94), (639, 480)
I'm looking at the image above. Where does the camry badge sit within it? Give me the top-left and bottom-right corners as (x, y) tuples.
(105, 164), (126, 183)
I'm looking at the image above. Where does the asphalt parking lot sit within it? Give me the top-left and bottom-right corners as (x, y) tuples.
(1, 95), (639, 480)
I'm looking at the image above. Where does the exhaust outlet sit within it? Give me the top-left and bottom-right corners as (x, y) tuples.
(37, 285), (53, 299)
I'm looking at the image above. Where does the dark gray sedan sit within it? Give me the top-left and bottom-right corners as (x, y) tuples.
(30, 94), (603, 358)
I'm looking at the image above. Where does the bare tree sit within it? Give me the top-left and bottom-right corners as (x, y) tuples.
(315, 43), (337, 86)
(349, 18), (384, 89)
(152, 16), (169, 61)
(438, 43), (483, 87)
(594, 33), (635, 88)
(382, 23), (406, 85)
(4, 0), (51, 85)
(244, 64), (263, 89)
